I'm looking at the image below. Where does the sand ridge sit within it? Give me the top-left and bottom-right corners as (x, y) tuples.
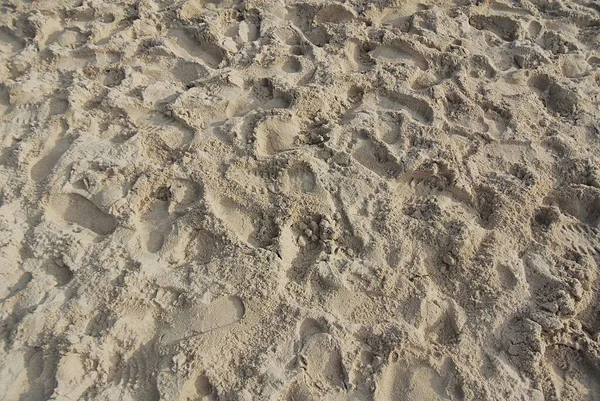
(0, 0), (600, 400)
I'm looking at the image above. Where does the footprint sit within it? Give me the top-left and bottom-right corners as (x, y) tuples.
(238, 20), (260, 42)
(419, 298), (464, 346)
(0, 27), (26, 53)
(169, 179), (201, 214)
(180, 373), (215, 400)
(346, 85), (365, 106)
(406, 365), (447, 401)
(288, 4), (331, 47)
(251, 78), (293, 110)
(56, 52), (98, 71)
(139, 196), (172, 254)
(480, 102), (511, 134)
(254, 113), (300, 157)
(47, 193), (117, 235)
(277, 224), (302, 278)
(136, 113), (194, 149)
(496, 263), (519, 291)
(209, 194), (269, 247)
(469, 14), (521, 41)
(350, 131), (403, 178)
(469, 55), (497, 79)
(2, 272), (32, 301)
(280, 216), (332, 283)
(100, 67), (125, 87)
(195, 374), (215, 398)
(299, 318), (325, 345)
(110, 343), (160, 401)
(543, 344), (600, 400)
(315, 3), (356, 24)
(30, 122), (71, 183)
(300, 333), (346, 391)
(282, 163), (317, 193)
(43, 260), (73, 286)
(490, 0), (530, 15)
(528, 75), (579, 116)
(168, 28), (225, 68)
(370, 40), (429, 70)
(285, 242), (322, 283)
(20, 347), (59, 401)
(172, 60), (206, 84)
(410, 71), (442, 91)
(345, 40), (374, 72)
(380, 3), (427, 31)
(184, 227), (224, 264)
(85, 309), (116, 337)
(377, 113), (403, 145)
(556, 221), (600, 257)
(544, 83), (579, 116)
(375, 361), (449, 401)
(173, 81), (288, 130)
(1, 104), (38, 143)
(200, 296), (245, 332)
(171, 85), (246, 129)
(282, 57), (302, 73)
(561, 56), (589, 79)
(0, 84), (9, 115)
(160, 295), (245, 344)
(527, 74), (551, 94)
(528, 20), (542, 39)
(48, 97), (69, 116)
(377, 91), (434, 125)
(54, 353), (95, 400)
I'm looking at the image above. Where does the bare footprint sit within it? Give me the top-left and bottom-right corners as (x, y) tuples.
(172, 60), (206, 84)
(351, 130), (403, 178)
(379, 3), (428, 31)
(161, 295), (245, 344)
(411, 71), (442, 91)
(184, 227), (224, 264)
(281, 57), (302, 73)
(376, 360), (450, 401)
(561, 56), (589, 79)
(549, 185), (600, 228)
(300, 333), (346, 391)
(167, 28), (225, 68)
(30, 122), (71, 183)
(377, 91), (434, 125)
(139, 196), (172, 254)
(283, 163), (317, 194)
(254, 113), (300, 157)
(527, 75), (579, 116)
(315, 3), (356, 24)
(180, 373), (215, 400)
(47, 193), (117, 235)
(370, 40), (429, 70)
(208, 193), (270, 247)
(345, 40), (374, 72)
(0, 27), (26, 54)
(469, 14), (521, 42)
(136, 112), (194, 149)
(299, 318), (325, 345)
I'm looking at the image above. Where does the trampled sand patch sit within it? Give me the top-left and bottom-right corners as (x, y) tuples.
(1, 0), (600, 400)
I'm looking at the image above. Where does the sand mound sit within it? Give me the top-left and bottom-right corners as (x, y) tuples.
(1, 0), (600, 400)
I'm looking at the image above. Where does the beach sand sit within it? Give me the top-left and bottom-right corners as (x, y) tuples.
(1, 0), (600, 400)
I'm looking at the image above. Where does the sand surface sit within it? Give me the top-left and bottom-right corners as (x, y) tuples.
(1, 0), (600, 400)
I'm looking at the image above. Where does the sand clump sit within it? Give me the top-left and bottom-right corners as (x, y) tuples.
(1, 0), (600, 400)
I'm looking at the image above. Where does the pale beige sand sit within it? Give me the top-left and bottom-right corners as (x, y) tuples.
(1, 0), (600, 400)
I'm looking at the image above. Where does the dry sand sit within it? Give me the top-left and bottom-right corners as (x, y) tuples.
(1, 0), (600, 399)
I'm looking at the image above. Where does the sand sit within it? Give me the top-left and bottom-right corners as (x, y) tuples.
(1, 0), (600, 400)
